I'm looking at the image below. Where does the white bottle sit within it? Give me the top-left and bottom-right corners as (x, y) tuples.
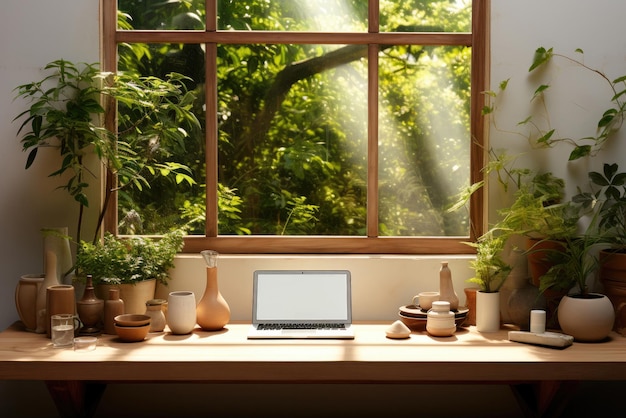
(426, 301), (456, 337)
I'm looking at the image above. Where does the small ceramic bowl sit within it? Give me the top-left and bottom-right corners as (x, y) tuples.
(114, 323), (150, 342)
(114, 314), (151, 327)
(73, 336), (97, 352)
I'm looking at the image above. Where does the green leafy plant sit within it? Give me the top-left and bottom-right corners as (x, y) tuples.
(574, 162), (626, 248)
(466, 232), (512, 293)
(484, 47), (626, 161)
(13, 59), (200, 245)
(539, 234), (604, 296)
(75, 229), (184, 285)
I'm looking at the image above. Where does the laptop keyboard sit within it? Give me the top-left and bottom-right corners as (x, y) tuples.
(257, 323), (346, 330)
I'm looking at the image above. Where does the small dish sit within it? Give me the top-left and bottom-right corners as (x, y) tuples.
(114, 314), (151, 327)
(73, 336), (97, 351)
(114, 323), (150, 342)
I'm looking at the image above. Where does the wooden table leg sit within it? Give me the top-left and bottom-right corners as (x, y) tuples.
(510, 380), (579, 418)
(45, 380), (107, 418)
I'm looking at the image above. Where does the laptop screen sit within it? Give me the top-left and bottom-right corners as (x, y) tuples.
(253, 270), (351, 323)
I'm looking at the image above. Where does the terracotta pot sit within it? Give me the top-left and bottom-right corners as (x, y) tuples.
(526, 238), (564, 287)
(96, 279), (157, 315)
(599, 249), (626, 335)
(45, 285), (76, 338)
(463, 288), (478, 326)
(557, 293), (614, 342)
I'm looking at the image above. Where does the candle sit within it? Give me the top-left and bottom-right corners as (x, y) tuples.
(530, 309), (546, 333)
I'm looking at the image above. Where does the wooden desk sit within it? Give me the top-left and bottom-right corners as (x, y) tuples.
(0, 321), (624, 418)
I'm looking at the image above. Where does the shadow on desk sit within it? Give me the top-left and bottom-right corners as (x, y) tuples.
(2, 380), (625, 418)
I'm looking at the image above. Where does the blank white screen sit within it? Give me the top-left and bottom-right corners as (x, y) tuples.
(255, 272), (349, 321)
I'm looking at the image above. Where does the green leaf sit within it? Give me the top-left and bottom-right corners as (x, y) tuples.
(532, 84), (550, 100)
(529, 47), (553, 72)
(568, 145), (591, 161)
(25, 148), (38, 169)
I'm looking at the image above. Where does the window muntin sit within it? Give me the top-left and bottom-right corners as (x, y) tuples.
(105, 0), (486, 254)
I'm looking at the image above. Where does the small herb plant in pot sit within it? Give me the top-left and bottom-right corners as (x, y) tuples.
(75, 229), (184, 314)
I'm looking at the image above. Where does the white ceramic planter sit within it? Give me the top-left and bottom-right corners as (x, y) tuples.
(167, 291), (197, 334)
(476, 290), (501, 333)
(558, 293), (615, 342)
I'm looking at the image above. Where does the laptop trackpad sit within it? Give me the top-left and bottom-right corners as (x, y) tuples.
(281, 329), (316, 336)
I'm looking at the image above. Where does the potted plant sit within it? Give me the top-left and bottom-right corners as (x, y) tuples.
(574, 162), (626, 334)
(13, 59), (199, 315)
(465, 231), (512, 332)
(13, 59), (199, 246)
(538, 234), (614, 341)
(75, 229), (184, 314)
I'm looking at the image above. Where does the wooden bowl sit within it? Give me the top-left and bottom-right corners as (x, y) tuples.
(114, 323), (150, 342)
(114, 314), (151, 327)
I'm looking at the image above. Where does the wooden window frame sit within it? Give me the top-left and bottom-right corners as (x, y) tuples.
(102, 0), (488, 254)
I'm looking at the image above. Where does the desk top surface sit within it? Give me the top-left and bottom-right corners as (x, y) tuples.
(1, 322), (625, 382)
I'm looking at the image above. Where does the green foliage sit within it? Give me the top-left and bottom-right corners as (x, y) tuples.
(521, 47), (626, 161)
(116, 0), (474, 238)
(75, 229), (184, 285)
(466, 232), (511, 292)
(539, 235), (604, 296)
(13, 60), (107, 209)
(574, 162), (626, 247)
(13, 59), (200, 243)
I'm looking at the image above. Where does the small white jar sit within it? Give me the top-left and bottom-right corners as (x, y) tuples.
(426, 301), (456, 337)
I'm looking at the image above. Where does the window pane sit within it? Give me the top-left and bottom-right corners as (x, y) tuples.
(118, 0), (206, 30)
(217, 44), (368, 235)
(117, 43), (207, 235)
(380, 0), (471, 33)
(378, 45), (471, 236)
(218, 0), (368, 32)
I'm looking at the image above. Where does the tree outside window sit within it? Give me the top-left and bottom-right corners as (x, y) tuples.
(104, 0), (486, 254)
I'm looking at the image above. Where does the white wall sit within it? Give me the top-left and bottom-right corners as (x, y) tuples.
(1, 1), (625, 416)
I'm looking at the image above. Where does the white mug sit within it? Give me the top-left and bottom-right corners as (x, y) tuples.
(412, 291), (440, 311)
(167, 291), (197, 335)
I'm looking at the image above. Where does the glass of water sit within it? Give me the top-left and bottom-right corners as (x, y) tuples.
(51, 314), (78, 348)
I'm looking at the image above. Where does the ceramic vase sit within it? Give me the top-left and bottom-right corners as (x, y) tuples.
(15, 274), (45, 332)
(476, 290), (500, 333)
(439, 261), (459, 310)
(95, 279), (157, 315)
(145, 299), (167, 332)
(463, 287), (478, 326)
(196, 250), (231, 331)
(558, 293), (615, 342)
(42, 227), (74, 285)
(45, 284), (76, 338)
(35, 251), (60, 334)
(167, 291), (197, 334)
(76, 275), (104, 335)
(103, 288), (125, 335)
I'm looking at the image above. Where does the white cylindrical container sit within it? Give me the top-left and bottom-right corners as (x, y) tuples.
(476, 290), (501, 333)
(167, 291), (197, 334)
(530, 309), (546, 333)
(426, 301), (456, 337)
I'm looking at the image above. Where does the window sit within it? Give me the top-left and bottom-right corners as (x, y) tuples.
(102, 0), (488, 254)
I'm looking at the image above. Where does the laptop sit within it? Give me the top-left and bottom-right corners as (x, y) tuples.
(247, 270), (355, 339)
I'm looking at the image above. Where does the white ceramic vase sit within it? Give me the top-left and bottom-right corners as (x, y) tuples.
(42, 227), (74, 285)
(558, 293), (615, 342)
(167, 291), (197, 334)
(476, 290), (501, 333)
